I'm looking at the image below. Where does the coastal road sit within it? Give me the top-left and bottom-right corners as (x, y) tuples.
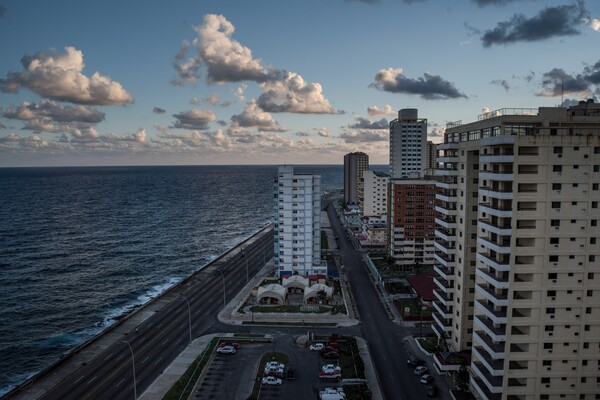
(37, 226), (274, 400)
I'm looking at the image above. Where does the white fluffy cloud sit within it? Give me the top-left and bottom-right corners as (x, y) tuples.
(230, 101), (286, 132)
(0, 47), (134, 105)
(366, 104), (395, 116)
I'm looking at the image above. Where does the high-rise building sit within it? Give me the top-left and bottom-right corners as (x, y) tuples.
(274, 165), (325, 276)
(363, 170), (390, 217)
(389, 109), (428, 179)
(425, 140), (437, 175)
(344, 152), (369, 208)
(432, 101), (600, 400)
(388, 179), (437, 269)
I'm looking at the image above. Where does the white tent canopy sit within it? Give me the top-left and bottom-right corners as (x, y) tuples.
(257, 283), (286, 304)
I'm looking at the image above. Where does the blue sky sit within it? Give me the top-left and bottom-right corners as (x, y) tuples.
(0, 0), (599, 166)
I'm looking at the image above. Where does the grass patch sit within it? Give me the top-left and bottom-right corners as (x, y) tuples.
(161, 337), (218, 400)
(249, 305), (331, 313)
(242, 321), (336, 327)
(233, 333), (265, 338)
(417, 337), (439, 353)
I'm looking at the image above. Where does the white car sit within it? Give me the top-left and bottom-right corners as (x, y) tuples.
(322, 364), (342, 374)
(261, 376), (283, 385)
(216, 345), (236, 354)
(310, 343), (325, 351)
(414, 366), (428, 376)
(265, 361), (284, 370)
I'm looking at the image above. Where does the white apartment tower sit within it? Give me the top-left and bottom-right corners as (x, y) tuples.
(362, 170), (390, 217)
(433, 101), (600, 400)
(344, 152), (369, 208)
(274, 166), (325, 276)
(389, 108), (428, 178)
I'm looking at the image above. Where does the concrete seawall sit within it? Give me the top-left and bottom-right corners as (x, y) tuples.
(4, 223), (274, 400)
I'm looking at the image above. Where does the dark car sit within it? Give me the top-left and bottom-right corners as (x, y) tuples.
(322, 351), (340, 359)
(426, 385), (438, 397)
(407, 357), (425, 367)
(320, 346), (337, 354)
(284, 365), (296, 380)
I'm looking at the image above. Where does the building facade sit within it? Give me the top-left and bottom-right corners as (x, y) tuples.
(363, 170), (390, 217)
(389, 108), (428, 179)
(425, 140), (437, 175)
(343, 152), (369, 208)
(432, 102), (600, 400)
(388, 179), (437, 270)
(274, 165), (325, 276)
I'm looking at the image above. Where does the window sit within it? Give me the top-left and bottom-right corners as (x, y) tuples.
(547, 290), (557, 297)
(546, 307), (555, 314)
(553, 165), (563, 172)
(548, 273), (558, 279)
(553, 146), (563, 154)
(549, 255), (559, 262)
(552, 202), (561, 209)
(544, 343), (553, 349)
(551, 220), (560, 227)
(550, 238), (559, 245)
(553, 183), (562, 190)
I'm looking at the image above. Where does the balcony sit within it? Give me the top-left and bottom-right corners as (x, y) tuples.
(434, 264), (454, 280)
(478, 219), (512, 236)
(471, 376), (502, 400)
(475, 284), (509, 307)
(478, 203), (512, 218)
(471, 362), (503, 395)
(436, 180), (457, 190)
(475, 299), (507, 324)
(477, 236), (511, 254)
(434, 276), (455, 294)
(479, 154), (514, 163)
(432, 311), (452, 333)
(434, 239), (456, 254)
(476, 268), (510, 289)
(435, 215), (456, 229)
(433, 288), (453, 306)
(473, 331), (506, 359)
(474, 315), (506, 341)
(436, 167), (459, 176)
(433, 300), (453, 318)
(437, 191), (458, 203)
(434, 252), (456, 268)
(435, 228), (456, 242)
(479, 186), (514, 201)
(479, 170), (514, 182)
(477, 252), (510, 272)
(435, 204), (457, 216)
(472, 347), (504, 376)
(432, 319), (451, 340)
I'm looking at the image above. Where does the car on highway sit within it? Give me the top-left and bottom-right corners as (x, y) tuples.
(216, 345), (237, 354)
(420, 374), (434, 384)
(414, 366), (428, 376)
(322, 364), (341, 374)
(261, 376), (283, 385)
(310, 343), (325, 351)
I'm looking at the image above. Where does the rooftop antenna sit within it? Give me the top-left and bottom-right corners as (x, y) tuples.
(560, 79), (564, 106)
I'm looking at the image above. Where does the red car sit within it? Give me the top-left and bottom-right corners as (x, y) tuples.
(219, 342), (240, 349)
(322, 351), (339, 359)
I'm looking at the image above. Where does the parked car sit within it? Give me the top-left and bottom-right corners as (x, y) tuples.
(320, 346), (337, 354)
(261, 376), (282, 385)
(426, 385), (438, 397)
(322, 364), (341, 374)
(322, 351), (339, 359)
(219, 342), (240, 349)
(264, 361), (285, 370)
(407, 357), (425, 367)
(263, 367), (284, 378)
(420, 374), (434, 384)
(414, 366), (428, 376)
(319, 371), (342, 380)
(216, 345), (236, 354)
(284, 365), (296, 380)
(310, 343), (325, 351)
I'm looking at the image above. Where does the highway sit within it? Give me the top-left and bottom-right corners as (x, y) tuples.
(37, 226), (274, 400)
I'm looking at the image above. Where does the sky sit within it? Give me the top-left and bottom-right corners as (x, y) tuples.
(0, 0), (599, 167)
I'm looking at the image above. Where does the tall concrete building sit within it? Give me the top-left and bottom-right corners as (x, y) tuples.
(426, 140), (437, 174)
(363, 170), (390, 217)
(432, 101), (600, 400)
(389, 109), (428, 179)
(344, 152), (369, 208)
(273, 166), (325, 276)
(388, 179), (437, 269)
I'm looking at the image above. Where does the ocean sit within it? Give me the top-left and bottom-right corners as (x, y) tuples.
(0, 164), (390, 395)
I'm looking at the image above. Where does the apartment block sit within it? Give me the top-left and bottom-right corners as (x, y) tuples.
(363, 170), (390, 217)
(389, 108), (428, 179)
(388, 179), (437, 270)
(343, 152), (369, 208)
(274, 165), (325, 276)
(432, 101), (600, 400)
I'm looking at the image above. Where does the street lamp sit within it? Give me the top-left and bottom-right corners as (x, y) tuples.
(122, 339), (137, 400)
(241, 251), (249, 283)
(179, 294), (192, 344)
(216, 268), (226, 307)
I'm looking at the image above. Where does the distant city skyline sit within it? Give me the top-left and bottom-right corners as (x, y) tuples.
(0, 0), (599, 167)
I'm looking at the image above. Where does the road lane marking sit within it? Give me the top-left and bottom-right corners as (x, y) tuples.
(141, 355), (150, 364)
(116, 353), (125, 361)
(157, 322), (164, 328)
(86, 376), (97, 385)
(175, 338), (182, 345)
(103, 352), (113, 361)
(154, 356), (163, 365)
(140, 335), (147, 343)
(73, 375), (85, 385)
(115, 378), (126, 387)
(162, 338), (169, 345)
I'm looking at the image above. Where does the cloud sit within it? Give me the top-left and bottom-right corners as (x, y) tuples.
(587, 17), (600, 31)
(172, 108), (217, 130)
(367, 104), (395, 117)
(203, 93), (221, 105)
(0, 123), (5, 129)
(257, 72), (340, 114)
(349, 116), (388, 130)
(0, 5), (6, 18)
(230, 100), (287, 132)
(472, 0), (523, 6)
(371, 67), (467, 100)
(339, 129), (388, 143)
(172, 14), (338, 114)
(233, 84), (247, 102)
(537, 67), (592, 97)
(583, 60), (600, 84)
(313, 127), (330, 137)
(190, 93), (230, 107)
(429, 127), (445, 138)
(295, 131), (310, 137)
(345, 0), (380, 3)
(153, 107), (166, 114)
(0, 47), (133, 105)
(481, 2), (588, 47)
(490, 79), (510, 91)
